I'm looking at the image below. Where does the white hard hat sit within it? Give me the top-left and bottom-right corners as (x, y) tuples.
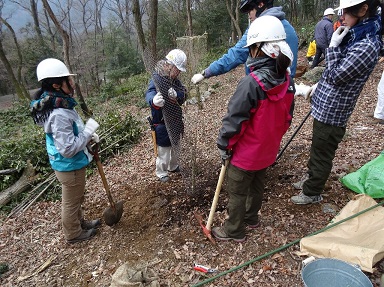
(36, 58), (76, 81)
(244, 15), (286, 48)
(166, 49), (187, 72)
(324, 8), (335, 15)
(334, 0), (366, 11)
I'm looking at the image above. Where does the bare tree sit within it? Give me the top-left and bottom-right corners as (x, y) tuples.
(132, 0), (158, 71)
(186, 0), (192, 36)
(0, 1), (30, 100)
(41, 0), (92, 117)
(226, 0), (242, 39)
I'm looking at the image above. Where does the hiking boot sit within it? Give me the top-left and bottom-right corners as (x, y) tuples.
(245, 221), (260, 230)
(291, 192), (323, 205)
(67, 228), (97, 244)
(211, 226), (246, 243)
(168, 166), (180, 173)
(293, 174), (309, 190)
(81, 219), (101, 230)
(159, 176), (169, 183)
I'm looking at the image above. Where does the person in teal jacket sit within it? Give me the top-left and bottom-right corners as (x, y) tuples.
(191, 0), (298, 84)
(30, 58), (101, 243)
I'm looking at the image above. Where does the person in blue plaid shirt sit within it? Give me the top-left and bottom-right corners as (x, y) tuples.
(291, 0), (384, 205)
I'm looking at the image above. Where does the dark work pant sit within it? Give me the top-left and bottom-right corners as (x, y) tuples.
(311, 45), (326, 69)
(303, 119), (346, 196)
(224, 163), (267, 239)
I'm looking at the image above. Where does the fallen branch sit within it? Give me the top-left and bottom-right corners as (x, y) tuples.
(0, 168), (18, 175)
(0, 160), (38, 207)
(17, 256), (56, 282)
(7, 173), (56, 218)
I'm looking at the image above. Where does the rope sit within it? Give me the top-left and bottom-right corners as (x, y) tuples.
(192, 198), (384, 287)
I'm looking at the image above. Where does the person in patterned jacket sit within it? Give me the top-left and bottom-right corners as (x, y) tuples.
(212, 16), (294, 242)
(292, 0), (384, 205)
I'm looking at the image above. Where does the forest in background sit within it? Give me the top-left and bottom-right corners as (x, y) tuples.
(0, 0), (340, 100)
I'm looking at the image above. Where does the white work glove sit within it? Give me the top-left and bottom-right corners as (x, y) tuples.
(91, 133), (100, 143)
(191, 73), (205, 84)
(84, 118), (99, 135)
(153, 92), (165, 107)
(294, 83), (312, 98)
(329, 26), (350, 48)
(168, 88), (177, 99)
(305, 82), (318, 101)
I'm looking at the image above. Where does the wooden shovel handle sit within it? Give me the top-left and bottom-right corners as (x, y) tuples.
(206, 160), (229, 230)
(90, 143), (116, 209)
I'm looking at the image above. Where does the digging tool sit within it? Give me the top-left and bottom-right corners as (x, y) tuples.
(275, 110), (311, 163)
(90, 143), (124, 226)
(195, 160), (229, 244)
(147, 116), (157, 157)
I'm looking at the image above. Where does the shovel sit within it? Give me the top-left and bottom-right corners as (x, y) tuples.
(91, 143), (124, 226)
(195, 160), (229, 244)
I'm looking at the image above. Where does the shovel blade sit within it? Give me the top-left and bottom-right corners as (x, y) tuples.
(103, 200), (124, 226)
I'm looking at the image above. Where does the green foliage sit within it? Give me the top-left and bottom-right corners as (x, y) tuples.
(103, 22), (145, 83)
(297, 22), (317, 48)
(0, 262), (9, 276)
(0, 103), (49, 191)
(89, 73), (149, 108)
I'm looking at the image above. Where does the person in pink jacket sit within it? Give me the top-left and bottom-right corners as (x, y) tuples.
(213, 16), (295, 242)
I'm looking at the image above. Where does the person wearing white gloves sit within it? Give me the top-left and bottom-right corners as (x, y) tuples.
(291, 0), (384, 205)
(145, 49), (188, 183)
(191, 0), (298, 84)
(30, 58), (101, 243)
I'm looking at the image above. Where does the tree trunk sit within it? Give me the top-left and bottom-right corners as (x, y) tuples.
(186, 0), (192, 36)
(0, 17), (30, 100)
(226, 0), (242, 38)
(30, 0), (46, 47)
(0, 40), (29, 101)
(0, 161), (37, 207)
(133, 0), (152, 71)
(42, 0), (92, 117)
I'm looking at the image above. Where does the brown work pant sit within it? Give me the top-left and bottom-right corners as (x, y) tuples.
(55, 168), (86, 240)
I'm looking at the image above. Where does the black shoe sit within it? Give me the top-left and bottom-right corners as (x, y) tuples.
(168, 166), (180, 173)
(67, 228), (97, 244)
(81, 219), (101, 230)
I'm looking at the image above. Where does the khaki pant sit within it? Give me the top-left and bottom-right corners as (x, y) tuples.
(55, 168), (86, 240)
(224, 164), (267, 239)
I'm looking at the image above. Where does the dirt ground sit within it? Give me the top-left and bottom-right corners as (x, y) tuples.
(1, 50), (384, 287)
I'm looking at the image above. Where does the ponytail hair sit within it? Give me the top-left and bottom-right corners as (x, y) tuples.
(32, 77), (67, 100)
(276, 52), (292, 76)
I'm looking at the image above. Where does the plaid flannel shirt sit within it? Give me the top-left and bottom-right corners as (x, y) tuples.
(311, 36), (381, 127)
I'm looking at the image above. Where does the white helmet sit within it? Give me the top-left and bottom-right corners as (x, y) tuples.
(36, 58), (76, 81)
(244, 15), (286, 48)
(334, 0), (366, 11)
(166, 49), (187, 72)
(324, 8), (335, 15)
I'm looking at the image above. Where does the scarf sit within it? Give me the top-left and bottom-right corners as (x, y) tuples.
(30, 90), (77, 125)
(340, 15), (382, 48)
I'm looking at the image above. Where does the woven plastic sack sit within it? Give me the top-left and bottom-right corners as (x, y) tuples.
(340, 151), (384, 198)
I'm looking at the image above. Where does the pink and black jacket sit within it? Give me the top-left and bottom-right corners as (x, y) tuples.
(217, 60), (295, 171)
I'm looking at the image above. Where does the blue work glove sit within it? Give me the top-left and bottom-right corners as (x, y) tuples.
(218, 149), (231, 165)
